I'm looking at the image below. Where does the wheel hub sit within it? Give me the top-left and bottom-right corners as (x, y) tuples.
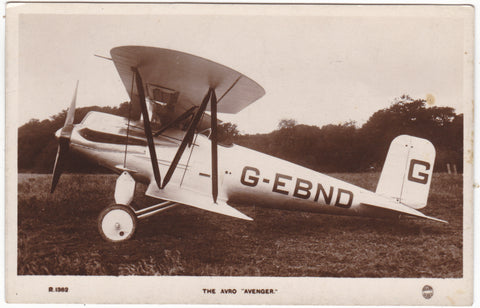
(98, 205), (137, 242)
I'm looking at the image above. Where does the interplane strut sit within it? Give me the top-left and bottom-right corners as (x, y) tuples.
(133, 67), (162, 189)
(210, 90), (218, 203)
(161, 88), (219, 197)
(131, 67), (219, 202)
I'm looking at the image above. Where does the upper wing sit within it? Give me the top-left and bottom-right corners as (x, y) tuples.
(110, 46), (266, 116)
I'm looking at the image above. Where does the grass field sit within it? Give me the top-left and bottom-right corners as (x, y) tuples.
(17, 172), (463, 277)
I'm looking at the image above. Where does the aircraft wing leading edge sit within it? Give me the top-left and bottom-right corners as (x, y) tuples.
(145, 184), (253, 221)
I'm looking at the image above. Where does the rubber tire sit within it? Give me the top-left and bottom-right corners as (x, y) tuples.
(97, 204), (137, 242)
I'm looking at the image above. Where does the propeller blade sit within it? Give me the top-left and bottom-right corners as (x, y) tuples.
(50, 137), (70, 193)
(51, 82), (78, 193)
(65, 80), (79, 126)
(210, 90), (218, 203)
(133, 68), (162, 189)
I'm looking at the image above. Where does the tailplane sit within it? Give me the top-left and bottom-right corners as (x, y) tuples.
(376, 135), (435, 209)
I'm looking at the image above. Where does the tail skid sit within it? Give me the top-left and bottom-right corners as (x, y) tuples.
(361, 201), (447, 224)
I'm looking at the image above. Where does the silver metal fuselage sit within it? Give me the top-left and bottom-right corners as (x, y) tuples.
(64, 111), (398, 220)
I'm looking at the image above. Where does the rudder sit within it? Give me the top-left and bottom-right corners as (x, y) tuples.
(376, 135), (435, 209)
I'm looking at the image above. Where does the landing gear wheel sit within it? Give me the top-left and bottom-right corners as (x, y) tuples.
(98, 204), (137, 242)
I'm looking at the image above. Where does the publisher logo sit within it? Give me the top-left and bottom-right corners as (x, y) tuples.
(422, 285), (433, 299)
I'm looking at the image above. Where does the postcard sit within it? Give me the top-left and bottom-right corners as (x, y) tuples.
(5, 3), (474, 304)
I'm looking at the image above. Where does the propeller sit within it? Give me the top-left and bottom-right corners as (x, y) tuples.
(51, 81), (79, 193)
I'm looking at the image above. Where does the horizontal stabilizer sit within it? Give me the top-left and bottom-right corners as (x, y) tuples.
(361, 201), (447, 224)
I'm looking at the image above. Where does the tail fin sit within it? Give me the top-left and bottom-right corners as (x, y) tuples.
(376, 135), (435, 209)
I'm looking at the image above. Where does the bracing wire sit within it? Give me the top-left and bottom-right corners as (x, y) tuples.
(179, 112), (205, 186)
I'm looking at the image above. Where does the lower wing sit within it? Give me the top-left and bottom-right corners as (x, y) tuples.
(145, 184), (252, 221)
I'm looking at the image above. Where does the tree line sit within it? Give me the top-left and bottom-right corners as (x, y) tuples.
(18, 95), (463, 173)
(234, 95), (462, 173)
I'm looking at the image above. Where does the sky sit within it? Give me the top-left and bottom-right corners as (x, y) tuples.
(13, 4), (472, 133)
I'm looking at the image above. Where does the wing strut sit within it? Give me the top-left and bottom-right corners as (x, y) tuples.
(155, 87), (220, 204)
(133, 67), (162, 189)
(210, 90), (218, 203)
(162, 88), (212, 188)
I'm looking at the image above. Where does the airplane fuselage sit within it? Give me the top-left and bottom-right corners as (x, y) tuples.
(66, 111), (398, 221)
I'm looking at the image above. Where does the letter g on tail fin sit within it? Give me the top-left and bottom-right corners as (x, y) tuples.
(376, 135), (435, 209)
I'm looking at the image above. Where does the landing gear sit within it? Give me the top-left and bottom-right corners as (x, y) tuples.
(97, 201), (179, 242)
(98, 204), (137, 242)
(97, 171), (179, 242)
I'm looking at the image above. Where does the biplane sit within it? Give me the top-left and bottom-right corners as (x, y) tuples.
(51, 46), (446, 242)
